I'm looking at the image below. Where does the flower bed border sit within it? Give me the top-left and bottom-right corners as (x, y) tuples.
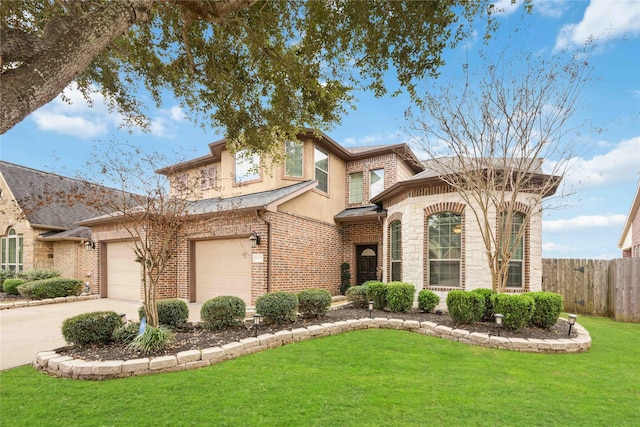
(34, 316), (591, 381)
(0, 294), (99, 310)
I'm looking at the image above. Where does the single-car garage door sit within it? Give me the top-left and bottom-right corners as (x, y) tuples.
(195, 238), (251, 305)
(106, 241), (141, 301)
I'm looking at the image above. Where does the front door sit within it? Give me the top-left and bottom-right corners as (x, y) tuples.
(356, 244), (378, 285)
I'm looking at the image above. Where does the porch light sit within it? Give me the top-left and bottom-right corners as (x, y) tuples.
(84, 241), (95, 251)
(568, 314), (578, 336)
(368, 300), (374, 318)
(253, 313), (262, 337)
(249, 231), (261, 248)
(494, 313), (504, 336)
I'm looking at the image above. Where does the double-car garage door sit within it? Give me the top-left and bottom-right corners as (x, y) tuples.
(194, 238), (252, 305)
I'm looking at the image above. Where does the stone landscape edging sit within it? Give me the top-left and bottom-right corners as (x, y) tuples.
(0, 294), (99, 310)
(34, 316), (591, 381)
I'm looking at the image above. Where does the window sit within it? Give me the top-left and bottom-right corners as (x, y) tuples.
(369, 168), (384, 199)
(285, 141), (304, 178)
(174, 173), (188, 194)
(314, 146), (329, 193)
(1, 228), (23, 272)
(235, 150), (261, 184)
(428, 213), (461, 287)
(499, 212), (525, 288)
(200, 166), (217, 189)
(390, 221), (402, 281)
(349, 172), (363, 204)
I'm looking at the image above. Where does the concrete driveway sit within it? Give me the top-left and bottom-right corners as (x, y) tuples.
(0, 298), (202, 371)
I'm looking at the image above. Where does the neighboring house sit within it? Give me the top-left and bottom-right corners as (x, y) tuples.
(619, 178), (640, 258)
(0, 161), (98, 283)
(80, 130), (559, 305)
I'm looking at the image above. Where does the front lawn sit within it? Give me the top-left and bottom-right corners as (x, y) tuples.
(1, 316), (638, 426)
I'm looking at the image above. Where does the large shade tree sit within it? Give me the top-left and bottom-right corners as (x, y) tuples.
(1, 0), (512, 153)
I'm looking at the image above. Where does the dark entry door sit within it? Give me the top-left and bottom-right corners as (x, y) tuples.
(356, 244), (378, 285)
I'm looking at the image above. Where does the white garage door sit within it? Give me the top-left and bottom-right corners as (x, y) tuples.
(106, 241), (141, 301)
(195, 239), (251, 305)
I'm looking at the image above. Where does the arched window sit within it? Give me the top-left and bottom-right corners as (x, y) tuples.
(428, 212), (461, 287)
(390, 221), (402, 281)
(499, 212), (525, 288)
(1, 228), (23, 272)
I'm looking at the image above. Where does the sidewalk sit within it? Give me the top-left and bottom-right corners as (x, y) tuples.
(0, 298), (202, 371)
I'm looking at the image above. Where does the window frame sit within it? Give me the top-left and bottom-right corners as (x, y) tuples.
(234, 150), (262, 185)
(499, 212), (525, 288)
(1, 228), (23, 272)
(284, 140), (304, 178)
(200, 166), (217, 190)
(314, 146), (329, 193)
(427, 212), (462, 288)
(390, 220), (402, 281)
(349, 172), (364, 204)
(369, 168), (385, 200)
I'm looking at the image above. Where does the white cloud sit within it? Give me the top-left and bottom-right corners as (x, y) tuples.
(542, 242), (575, 252)
(31, 111), (107, 138)
(491, 0), (521, 16)
(554, 0), (640, 51)
(533, 0), (567, 18)
(543, 214), (626, 232)
(340, 132), (400, 147)
(545, 136), (640, 189)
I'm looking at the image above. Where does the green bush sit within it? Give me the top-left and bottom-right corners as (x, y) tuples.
(255, 292), (299, 324)
(138, 299), (189, 329)
(366, 281), (388, 309)
(19, 269), (61, 282)
(17, 278), (83, 299)
(417, 289), (440, 312)
(298, 289), (332, 318)
(471, 288), (496, 322)
(340, 263), (351, 295)
(113, 322), (141, 344)
(200, 296), (246, 330)
(345, 285), (368, 309)
(61, 311), (122, 347)
(446, 290), (484, 325)
(0, 269), (16, 286)
(492, 293), (535, 331)
(386, 282), (415, 313)
(3, 278), (25, 295)
(527, 292), (563, 329)
(127, 325), (174, 353)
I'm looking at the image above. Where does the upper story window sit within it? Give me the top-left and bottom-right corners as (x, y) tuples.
(390, 220), (402, 281)
(314, 146), (329, 193)
(1, 228), (23, 272)
(174, 173), (188, 194)
(499, 212), (525, 288)
(370, 168), (384, 199)
(428, 212), (462, 287)
(285, 141), (304, 178)
(200, 166), (217, 189)
(349, 172), (363, 204)
(235, 150), (261, 184)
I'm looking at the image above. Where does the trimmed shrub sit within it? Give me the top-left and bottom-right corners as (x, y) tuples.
(366, 281), (388, 309)
(340, 263), (351, 295)
(418, 289), (440, 313)
(19, 269), (61, 282)
(492, 293), (535, 331)
(255, 292), (299, 324)
(345, 285), (368, 309)
(113, 322), (141, 344)
(3, 278), (25, 295)
(471, 288), (496, 322)
(298, 289), (332, 318)
(17, 278), (83, 299)
(0, 269), (16, 286)
(62, 311), (122, 347)
(127, 325), (174, 353)
(527, 292), (563, 329)
(200, 296), (246, 330)
(446, 290), (484, 325)
(138, 299), (189, 329)
(386, 282), (415, 313)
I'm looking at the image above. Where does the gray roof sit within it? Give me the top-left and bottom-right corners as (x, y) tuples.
(0, 161), (129, 239)
(334, 205), (387, 223)
(187, 180), (317, 216)
(414, 157), (545, 180)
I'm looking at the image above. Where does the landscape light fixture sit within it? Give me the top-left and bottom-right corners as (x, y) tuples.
(568, 314), (578, 336)
(368, 300), (374, 318)
(249, 231), (261, 248)
(84, 241), (95, 251)
(253, 313), (262, 337)
(494, 313), (504, 336)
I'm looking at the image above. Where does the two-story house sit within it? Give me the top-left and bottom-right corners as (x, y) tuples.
(81, 130), (558, 306)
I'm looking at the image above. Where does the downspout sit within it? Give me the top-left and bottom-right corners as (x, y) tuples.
(256, 210), (272, 293)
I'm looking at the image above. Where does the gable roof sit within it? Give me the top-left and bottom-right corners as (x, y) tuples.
(618, 178), (640, 250)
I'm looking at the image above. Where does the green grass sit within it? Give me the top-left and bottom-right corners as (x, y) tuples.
(1, 317), (638, 426)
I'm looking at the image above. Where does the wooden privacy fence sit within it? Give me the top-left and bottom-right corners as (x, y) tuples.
(542, 258), (640, 322)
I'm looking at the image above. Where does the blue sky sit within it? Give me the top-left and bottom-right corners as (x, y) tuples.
(1, 0), (639, 260)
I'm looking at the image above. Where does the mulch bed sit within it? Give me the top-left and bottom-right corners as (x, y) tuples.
(57, 306), (576, 362)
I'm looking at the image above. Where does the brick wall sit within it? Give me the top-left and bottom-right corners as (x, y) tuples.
(341, 221), (383, 286)
(345, 154), (398, 208)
